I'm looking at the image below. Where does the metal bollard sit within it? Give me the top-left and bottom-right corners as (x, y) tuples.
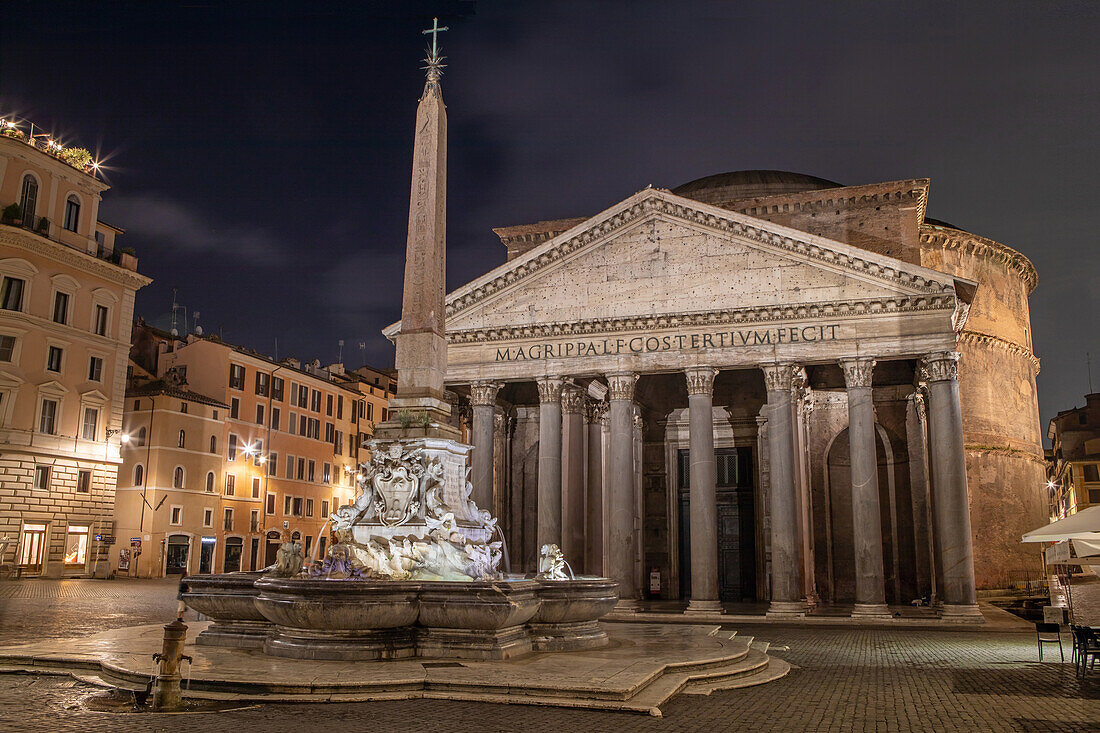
(151, 618), (192, 711)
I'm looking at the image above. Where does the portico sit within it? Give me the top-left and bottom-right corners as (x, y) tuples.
(385, 186), (983, 618)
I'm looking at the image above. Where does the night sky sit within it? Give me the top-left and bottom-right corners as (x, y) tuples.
(1, 1), (1096, 440)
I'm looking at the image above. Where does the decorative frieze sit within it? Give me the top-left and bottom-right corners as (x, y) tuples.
(606, 373), (637, 402)
(839, 357), (877, 388)
(761, 364), (798, 393)
(684, 367), (718, 396)
(561, 385), (585, 414)
(920, 351), (960, 383)
(957, 330), (1040, 372)
(536, 377), (565, 404)
(469, 381), (501, 407)
(920, 226), (1038, 293)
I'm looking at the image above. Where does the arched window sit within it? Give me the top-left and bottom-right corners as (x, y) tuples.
(173, 466), (184, 489)
(134, 464), (144, 485)
(135, 426), (147, 447)
(63, 194), (81, 232)
(19, 175), (38, 226)
(205, 472), (215, 493)
(209, 435), (217, 454)
(178, 429), (186, 448)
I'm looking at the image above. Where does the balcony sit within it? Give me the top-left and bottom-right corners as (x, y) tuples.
(0, 217), (138, 272)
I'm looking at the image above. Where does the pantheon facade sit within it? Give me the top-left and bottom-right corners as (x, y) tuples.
(386, 171), (1045, 618)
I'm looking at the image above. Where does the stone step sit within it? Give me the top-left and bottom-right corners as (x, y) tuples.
(681, 657), (792, 695)
(750, 639), (771, 653)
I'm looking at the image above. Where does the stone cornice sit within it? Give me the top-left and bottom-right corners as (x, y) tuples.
(726, 179), (930, 224)
(957, 330), (1041, 373)
(447, 293), (956, 344)
(0, 227), (151, 289)
(411, 190), (958, 334)
(920, 225), (1038, 294)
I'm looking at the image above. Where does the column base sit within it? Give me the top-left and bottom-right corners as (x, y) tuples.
(850, 603), (893, 620)
(940, 604), (984, 623)
(614, 598), (641, 613)
(766, 600), (807, 618)
(685, 599), (724, 615)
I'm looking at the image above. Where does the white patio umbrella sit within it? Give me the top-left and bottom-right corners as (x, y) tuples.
(1022, 505), (1100, 543)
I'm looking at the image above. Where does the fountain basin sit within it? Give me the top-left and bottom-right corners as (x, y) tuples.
(182, 572), (271, 649)
(417, 579), (541, 660)
(529, 577), (619, 651)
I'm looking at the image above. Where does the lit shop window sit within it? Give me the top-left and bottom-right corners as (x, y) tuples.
(63, 525), (89, 565)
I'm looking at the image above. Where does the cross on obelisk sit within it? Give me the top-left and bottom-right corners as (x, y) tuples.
(422, 17), (448, 83)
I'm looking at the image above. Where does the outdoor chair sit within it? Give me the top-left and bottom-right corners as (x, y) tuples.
(1035, 622), (1063, 662)
(1072, 626), (1100, 678)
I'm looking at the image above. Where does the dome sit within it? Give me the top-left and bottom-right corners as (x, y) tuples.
(672, 169), (842, 205)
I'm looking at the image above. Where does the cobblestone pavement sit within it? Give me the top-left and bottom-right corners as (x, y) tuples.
(1, 578), (1100, 732)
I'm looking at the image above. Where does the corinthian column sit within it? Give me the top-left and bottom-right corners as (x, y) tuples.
(921, 351), (980, 619)
(840, 357), (890, 619)
(561, 385), (587, 571)
(685, 367), (722, 614)
(606, 372), (638, 606)
(585, 399), (607, 575)
(762, 363), (805, 617)
(536, 377), (565, 549)
(469, 381), (500, 514)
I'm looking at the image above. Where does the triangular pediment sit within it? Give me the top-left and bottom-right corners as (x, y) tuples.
(385, 188), (964, 339)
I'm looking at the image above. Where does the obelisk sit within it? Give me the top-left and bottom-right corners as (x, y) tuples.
(380, 18), (459, 441)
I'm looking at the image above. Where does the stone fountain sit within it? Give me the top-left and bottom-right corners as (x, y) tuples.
(183, 20), (618, 662)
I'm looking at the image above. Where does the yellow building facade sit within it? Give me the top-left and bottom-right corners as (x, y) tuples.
(116, 325), (392, 577)
(0, 130), (150, 577)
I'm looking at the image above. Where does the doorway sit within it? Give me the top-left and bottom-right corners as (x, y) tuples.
(264, 531), (281, 566)
(198, 537), (215, 573)
(18, 523), (47, 574)
(165, 535), (189, 574)
(678, 448), (756, 601)
(250, 538), (259, 571)
(223, 538), (243, 573)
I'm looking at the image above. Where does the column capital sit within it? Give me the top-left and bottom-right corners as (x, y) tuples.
(605, 372), (637, 401)
(760, 363), (798, 393)
(920, 351), (960, 383)
(469, 380), (501, 407)
(561, 384), (585, 414)
(839, 357), (877, 388)
(584, 398), (608, 424)
(536, 376), (565, 403)
(684, 366), (718, 396)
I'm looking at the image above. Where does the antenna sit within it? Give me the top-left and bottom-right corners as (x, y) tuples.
(338, 339), (344, 363)
(359, 341), (366, 366)
(274, 337), (279, 362)
(193, 310), (203, 337)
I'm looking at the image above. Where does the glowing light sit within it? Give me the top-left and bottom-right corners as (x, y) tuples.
(120, 433), (130, 444)
(258, 455), (267, 465)
(1048, 481), (1056, 489)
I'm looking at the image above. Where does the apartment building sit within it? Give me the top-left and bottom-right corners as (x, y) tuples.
(1047, 392), (1100, 521)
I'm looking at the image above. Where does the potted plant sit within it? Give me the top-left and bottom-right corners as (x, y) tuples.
(2, 128), (25, 141)
(1, 204), (22, 226)
(60, 147), (92, 170)
(35, 217), (50, 234)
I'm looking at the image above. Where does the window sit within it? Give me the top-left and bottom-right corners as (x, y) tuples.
(229, 364), (245, 390)
(63, 195), (80, 232)
(39, 398), (58, 434)
(267, 452), (278, 475)
(297, 457), (305, 481)
(223, 509), (233, 531)
(0, 335), (14, 362)
(284, 495), (292, 514)
(134, 464), (144, 485)
(337, 395), (344, 419)
(135, 426), (147, 446)
(178, 429), (186, 448)
(93, 305), (108, 336)
(288, 411), (296, 433)
(325, 422), (335, 442)
(52, 291), (69, 324)
(34, 465), (50, 490)
(63, 525), (89, 565)
(252, 476), (261, 499)
(255, 372), (269, 396)
(230, 397), (240, 419)
(304, 535), (312, 557)
(334, 430), (343, 455)
(252, 439), (263, 467)
(311, 389), (321, 412)
(88, 356), (103, 382)
(299, 414), (307, 436)
(1, 277), (25, 311)
(228, 434), (238, 460)
(297, 386), (309, 408)
(326, 394), (333, 416)
(270, 407), (280, 431)
(225, 474), (236, 496)
(1086, 464), (1100, 483)
(256, 403), (265, 425)
(309, 418), (319, 440)
(272, 376), (284, 401)
(250, 509), (259, 532)
(20, 174), (38, 224)
(81, 407), (99, 441)
(266, 492), (276, 515)
(323, 463), (331, 484)
(77, 469), (91, 493)
(173, 466), (184, 489)
(321, 500), (329, 518)
(180, 402), (187, 414)
(305, 498), (314, 517)
(285, 454), (295, 479)
(209, 435), (217, 453)
(206, 471), (215, 493)
(1090, 489), (1100, 504)
(46, 345), (63, 373)
(293, 497), (303, 516)
(307, 460), (316, 482)
(170, 506), (182, 525)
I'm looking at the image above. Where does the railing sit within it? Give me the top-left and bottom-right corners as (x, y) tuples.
(0, 116), (100, 179)
(0, 216), (136, 271)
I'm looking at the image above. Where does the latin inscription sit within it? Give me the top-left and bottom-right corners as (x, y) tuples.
(494, 324), (841, 361)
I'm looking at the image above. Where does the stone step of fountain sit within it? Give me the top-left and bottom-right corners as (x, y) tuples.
(680, 656), (792, 695)
(621, 648), (785, 711)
